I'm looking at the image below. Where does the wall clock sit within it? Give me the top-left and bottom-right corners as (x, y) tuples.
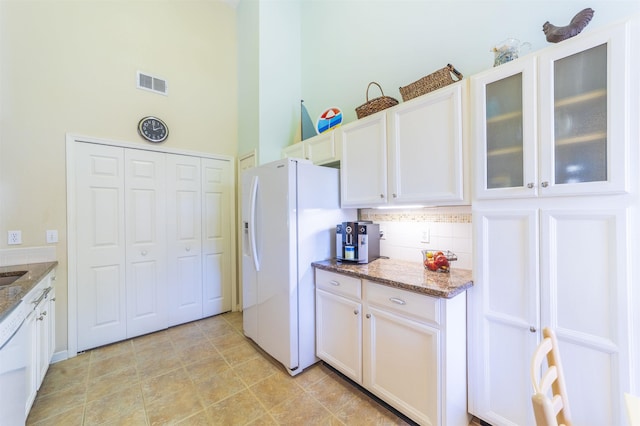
(138, 116), (168, 143)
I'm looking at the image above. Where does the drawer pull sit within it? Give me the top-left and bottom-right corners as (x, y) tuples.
(329, 280), (340, 286)
(389, 297), (406, 305)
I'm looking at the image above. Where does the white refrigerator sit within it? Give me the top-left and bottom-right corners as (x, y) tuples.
(241, 158), (356, 376)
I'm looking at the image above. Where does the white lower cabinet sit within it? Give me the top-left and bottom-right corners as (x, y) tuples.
(316, 269), (362, 383)
(469, 204), (634, 426)
(315, 269), (468, 426)
(36, 283), (55, 387)
(25, 270), (56, 415)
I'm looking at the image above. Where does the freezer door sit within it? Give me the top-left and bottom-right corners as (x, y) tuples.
(241, 173), (258, 341)
(241, 160), (298, 370)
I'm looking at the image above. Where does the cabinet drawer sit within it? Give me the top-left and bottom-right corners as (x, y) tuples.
(316, 269), (362, 300)
(365, 281), (440, 325)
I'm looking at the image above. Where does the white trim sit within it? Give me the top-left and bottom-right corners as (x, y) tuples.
(65, 138), (78, 357)
(66, 133), (234, 162)
(51, 350), (69, 363)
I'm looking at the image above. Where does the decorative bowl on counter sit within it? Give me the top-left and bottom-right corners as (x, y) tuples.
(422, 250), (457, 273)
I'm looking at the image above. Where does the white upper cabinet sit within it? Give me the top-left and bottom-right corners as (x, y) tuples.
(472, 56), (538, 199)
(387, 82), (466, 205)
(282, 130), (341, 166)
(538, 23), (629, 196)
(306, 131), (340, 165)
(340, 82), (467, 208)
(339, 112), (389, 207)
(473, 22), (630, 199)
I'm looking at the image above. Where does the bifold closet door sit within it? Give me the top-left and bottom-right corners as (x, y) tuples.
(166, 154), (203, 326)
(75, 143), (127, 351)
(202, 158), (232, 316)
(124, 149), (168, 338)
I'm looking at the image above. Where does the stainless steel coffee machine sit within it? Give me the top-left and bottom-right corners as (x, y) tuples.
(336, 221), (380, 264)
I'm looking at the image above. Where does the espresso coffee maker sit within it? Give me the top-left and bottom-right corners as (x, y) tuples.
(336, 221), (380, 264)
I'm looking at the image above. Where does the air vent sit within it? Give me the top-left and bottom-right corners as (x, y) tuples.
(137, 71), (168, 96)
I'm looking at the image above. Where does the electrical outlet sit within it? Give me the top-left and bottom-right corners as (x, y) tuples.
(46, 230), (58, 243)
(420, 228), (430, 244)
(8, 230), (22, 245)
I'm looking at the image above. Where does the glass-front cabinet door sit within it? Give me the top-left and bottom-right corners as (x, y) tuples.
(538, 22), (629, 196)
(473, 22), (629, 200)
(472, 56), (537, 199)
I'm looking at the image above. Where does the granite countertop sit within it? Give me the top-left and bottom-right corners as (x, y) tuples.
(312, 258), (473, 299)
(0, 261), (58, 321)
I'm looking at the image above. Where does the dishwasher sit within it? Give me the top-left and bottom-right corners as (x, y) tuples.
(0, 300), (29, 426)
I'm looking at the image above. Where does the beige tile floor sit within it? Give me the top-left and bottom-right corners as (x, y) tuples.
(26, 311), (418, 425)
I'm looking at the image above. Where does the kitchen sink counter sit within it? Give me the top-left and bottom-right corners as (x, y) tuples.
(0, 261), (58, 321)
(312, 257), (473, 299)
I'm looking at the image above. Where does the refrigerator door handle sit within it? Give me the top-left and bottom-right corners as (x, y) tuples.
(249, 175), (260, 271)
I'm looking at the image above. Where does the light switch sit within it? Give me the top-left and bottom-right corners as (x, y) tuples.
(46, 230), (58, 243)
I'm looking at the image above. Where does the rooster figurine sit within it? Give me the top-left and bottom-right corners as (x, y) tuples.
(543, 8), (595, 43)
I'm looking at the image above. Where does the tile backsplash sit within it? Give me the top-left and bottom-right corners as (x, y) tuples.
(0, 246), (57, 267)
(360, 205), (472, 270)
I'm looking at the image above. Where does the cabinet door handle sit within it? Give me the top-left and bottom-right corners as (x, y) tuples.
(527, 182), (534, 188)
(366, 313), (371, 319)
(389, 297), (406, 305)
(353, 309), (359, 315)
(32, 291), (47, 306)
(392, 193), (397, 198)
(541, 181), (549, 188)
(530, 326), (537, 333)
(380, 194), (384, 199)
(329, 280), (340, 286)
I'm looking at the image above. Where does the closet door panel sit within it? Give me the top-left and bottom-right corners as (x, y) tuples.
(125, 150), (168, 338)
(75, 143), (127, 351)
(202, 158), (232, 316)
(167, 154), (203, 325)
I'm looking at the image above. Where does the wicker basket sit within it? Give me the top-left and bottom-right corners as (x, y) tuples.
(355, 82), (399, 119)
(399, 64), (463, 102)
